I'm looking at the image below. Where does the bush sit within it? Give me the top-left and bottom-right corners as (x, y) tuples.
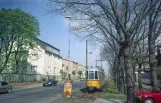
(107, 79), (117, 93)
(33, 78), (37, 82)
(63, 72), (67, 78)
(53, 76), (56, 80)
(41, 77), (46, 82)
(135, 86), (139, 91)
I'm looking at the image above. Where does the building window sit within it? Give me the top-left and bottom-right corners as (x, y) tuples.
(54, 67), (55, 73)
(48, 54), (52, 61)
(31, 54), (38, 60)
(31, 66), (37, 72)
(66, 66), (68, 70)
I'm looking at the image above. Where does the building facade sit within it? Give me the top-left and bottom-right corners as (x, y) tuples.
(62, 58), (86, 79)
(78, 64), (86, 78)
(62, 59), (74, 78)
(27, 39), (62, 79)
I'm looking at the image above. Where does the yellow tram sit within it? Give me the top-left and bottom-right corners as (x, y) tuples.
(85, 68), (105, 92)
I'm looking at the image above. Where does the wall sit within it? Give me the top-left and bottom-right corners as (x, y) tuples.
(0, 73), (61, 83)
(62, 59), (73, 75)
(78, 64), (86, 78)
(27, 45), (45, 74)
(43, 52), (62, 76)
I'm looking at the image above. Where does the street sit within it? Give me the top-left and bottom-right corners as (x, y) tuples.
(0, 81), (84, 103)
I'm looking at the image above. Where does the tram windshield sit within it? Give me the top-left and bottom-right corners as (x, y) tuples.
(89, 71), (94, 79)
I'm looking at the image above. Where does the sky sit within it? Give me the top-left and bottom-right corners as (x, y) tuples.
(0, 0), (108, 73)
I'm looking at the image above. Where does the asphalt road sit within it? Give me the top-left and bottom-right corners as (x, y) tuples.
(0, 81), (85, 103)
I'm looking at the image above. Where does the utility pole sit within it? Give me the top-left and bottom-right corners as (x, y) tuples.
(86, 40), (88, 70)
(65, 16), (71, 80)
(101, 60), (102, 69)
(95, 56), (97, 68)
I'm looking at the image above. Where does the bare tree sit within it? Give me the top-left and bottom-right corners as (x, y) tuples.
(147, 0), (161, 86)
(47, 0), (160, 102)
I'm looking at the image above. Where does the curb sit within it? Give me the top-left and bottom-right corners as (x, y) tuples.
(13, 83), (42, 91)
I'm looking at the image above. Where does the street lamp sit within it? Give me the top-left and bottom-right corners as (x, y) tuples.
(65, 16), (71, 80)
(141, 65), (144, 74)
(89, 52), (97, 68)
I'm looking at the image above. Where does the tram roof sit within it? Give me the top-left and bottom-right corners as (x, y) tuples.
(86, 68), (104, 72)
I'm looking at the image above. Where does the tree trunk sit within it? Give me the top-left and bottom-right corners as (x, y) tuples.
(132, 63), (136, 92)
(138, 63), (143, 90)
(119, 46), (125, 94)
(1, 41), (14, 73)
(124, 47), (134, 103)
(116, 54), (120, 93)
(148, 0), (158, 86)
(148, 39), (157, 86)
(15, 51), (19, 73)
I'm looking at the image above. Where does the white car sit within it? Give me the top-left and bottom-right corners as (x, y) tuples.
(80, 78), (84, 81)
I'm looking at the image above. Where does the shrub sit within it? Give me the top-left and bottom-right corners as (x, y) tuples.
(53, 76), (56, 80)
(41, 77), (46, 82)
(107, 78), (117, 93)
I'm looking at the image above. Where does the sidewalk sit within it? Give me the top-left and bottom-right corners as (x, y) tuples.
(13, 83), (42, 91)
(94, 98), (123, 103)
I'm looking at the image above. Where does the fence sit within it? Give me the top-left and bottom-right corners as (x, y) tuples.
(0, 73), (62, 83)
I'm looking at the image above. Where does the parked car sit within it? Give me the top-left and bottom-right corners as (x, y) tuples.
(0, 81), (12, 93)
(43, 79), (58, 87)
(134, 85), (161, 103)
(80, 78), (84, 81)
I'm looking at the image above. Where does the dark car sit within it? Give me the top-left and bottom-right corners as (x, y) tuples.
(134, 85), (161, 103)
(0, 81), (12, 93)
(43, 79), (58, 87)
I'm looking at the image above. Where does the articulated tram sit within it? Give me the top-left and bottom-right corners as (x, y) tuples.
(85, 68), (105, 92)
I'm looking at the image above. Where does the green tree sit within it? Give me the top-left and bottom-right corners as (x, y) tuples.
(72, 71), (76, 79)
(63, 72), (67, 79)
(59, 69), (63, 77)
(72, 71), (76, 76)
(107, 79), (117, 93)
(0, 8), (40, 73)
(78, 71), (83, 78)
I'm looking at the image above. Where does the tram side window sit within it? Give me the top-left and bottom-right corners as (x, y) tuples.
(95, 71), (98, 79)
(86, 71), (88, 79)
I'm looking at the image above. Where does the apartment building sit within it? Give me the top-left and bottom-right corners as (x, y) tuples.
(27, 39), (62, 79)
(62, 58), (86, 79)
(62, 59), (73, 77)
(78, 64), (86, 78)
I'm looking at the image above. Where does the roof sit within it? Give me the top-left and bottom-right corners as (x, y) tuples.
(45, 51), (62, 58)
(71, 61), (78, 64)
(37, 39), (60, 51)
(62, 58), (78, 64)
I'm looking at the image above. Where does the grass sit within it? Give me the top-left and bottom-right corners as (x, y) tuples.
(97, 92), (126, 101)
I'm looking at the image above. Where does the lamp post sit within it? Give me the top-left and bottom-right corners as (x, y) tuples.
(65, 16), (71, 80)
(89, 52), (97, 68)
